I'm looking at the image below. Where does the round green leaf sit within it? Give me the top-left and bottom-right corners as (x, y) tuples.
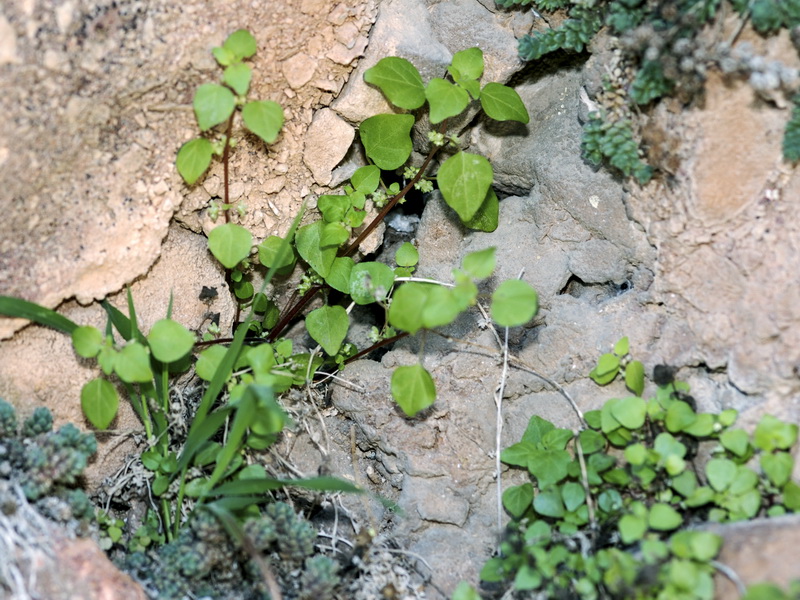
(114, 342), (153, 383)
(388, 282), (428, 334)
(754, 414), (798, 451)
(80, 377), (119, 430)
(223, 62), (252, 96)
(490, 279), (538, 327)
(147, 319), (195, 363)
(618, 514), (647, 543)
(462, 247), (495, 279)
(624, 360), (645, 396)
(451, 582), (481, 600)
(223, 29), (257, 60)
(665, 400), (697, 432)
(176, 138), (214, 185)
(610, 396), (646, 430)
(421, 286), (461, 330)
(614, 336), (630, 356)
(648, 502), (682, 531)
(706, 457), (737, 492)
(561, 481), (586, 512)
(193, 83), (235, 131)
(463, 187), (499, 232)
(72, 325), (104, 358)
(450, 47), (484, 81)
(349, 262), (395, 305)
(528, 449), (571, 488)
(325, 256), (354, 294)
(391, 364), (436, 417)
(425, 78), (470, 124)
(196, 345), (228, 381)
(257, 235), (296, 272)
(359, 114), (415, 170)
(577, 429), (605, 454)
(208, 223), (252, 269)
(395, 242), (419, 267)
(480, 82), (529, 123)
(503, 483), (533, 518)
(242, 100), (284, 145)
(761, 452), (794, 488)
(363, 56), (425, 109)
(783, 480), (800, 511)
(720, 428), (750, 457)
(351, 165), (381, 194)
(437, 151), (493, 222)
(533, 488), (565, 518)
(305, 305), (349, 356)
(296, 220), (336, 278)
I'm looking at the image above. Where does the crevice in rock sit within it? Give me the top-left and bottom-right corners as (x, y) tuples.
(557, 273), (633, 302)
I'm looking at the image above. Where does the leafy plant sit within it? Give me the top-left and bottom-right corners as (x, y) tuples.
(472, 339), (800, 599)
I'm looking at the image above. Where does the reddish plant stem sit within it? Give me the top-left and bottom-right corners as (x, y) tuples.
(221, 111), (236, 223)
(343, 331), (409, 365)
(266, 284), (322, 342)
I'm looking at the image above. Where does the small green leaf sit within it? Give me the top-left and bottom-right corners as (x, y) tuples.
(208, 223), (252, 269)
(317, 195), (349, 223)
(706, 457), (737, 492)
(147, 319), (195, 363)
(683, 413), (715, 437)
(528, 449), (571, 488)
(223, 62), (252, 96)
(561, 481), (586, 512)
(533, 488), (565, 518)
(364, 56), (425, 109)
(648, 503), (682, 530)
(196, 345), (227, 381)
(80, 378), (119, 430)
(613, 336), (630, 356)
(720, 428), (750, 457)
(490, 279), (538, 327)
(72, 326), (104, 358)
(578, 429), (605, 454)
(619, 514), (647, 543)
(257, 235), (296, 272)
(296, 220), (337, 278)
(193, 83), (235, 131)
(783, 480), (800, 511)
(522, 415), (555, 445)
(437, 152), (494, 222)
(359, 114), (415, 170)
(425, 78), (470, 124)
(450, 47), (484, 81)
(305, 305), (349, 356)
(665, 400), (697, 433)
(388, 282), (427, 334)
(421, 286), (461, 330)
(624, 360), (645, 396)
(223, 29), (257, 61)
(349, 262), (395, 305)
(242, 100), (284, 145)
(480, 82), (529, 123)
(754, 414), (798, 452)
(212, 45), (235, 67)
(610, 396), (646, 430)
(761, 452), (794, 488)
(462, 247), (496, 279)
(351, 165), (381, 194)
(325, 257), (354, 294)
(177, 138), (214, 185)
(451, 582), (481, 600)
(321, 222), (350, 247)
(719, 408), (738, 427)
(391, 364), (436, 417)
(463, 187), (499, 232)
(114, 342), (153, 383)
(503, 483), (534, 517)
(500, 441), (537, 468)
(395, 242), (419, 267)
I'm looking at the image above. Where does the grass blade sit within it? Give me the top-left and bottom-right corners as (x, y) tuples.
(0, 296), (78, 334)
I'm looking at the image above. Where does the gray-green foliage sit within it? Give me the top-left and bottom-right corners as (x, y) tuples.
(474, 340), (800, 599)
(502, 0), (800, 179)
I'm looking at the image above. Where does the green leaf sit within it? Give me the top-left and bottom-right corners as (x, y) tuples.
(624, 360), (645, 396)
(395, 242), (419, 267)
(305, 305), (349, 356)
(783, 480), (800, 511)
(754, 414), (798, 451)
(425, 78), (470, 124)
(648, 502), (682, 530)
(223, 62), (252, 96)
(683, 413), (715, 437)
(463, 187), (499, 232)
(462, 247), (496, 279)
(720, 428), (750, 457)
(578, 429), (605, 454)
(349, 262), (395, 305)
(208, 223), (252, 269)
(363, 56), (426, 109)
(450, 47), (484, 81)
(147, 319), (194, 363)
(480, 82), (529, 123)
(257, 235), (296, 272)
(614, 336), (630, 356)
(359, 114), (415, 170)
(325, 257), (354, 294)
(490, 279), (538, 327)
(296, 220), (337, 278)
(0, 295), (79, 334)
(176, 138), (214, 185)
(610, 396), (646, 430)
(212, 45), (235, 67)
(561, 481), (586, 512)
(196, 345), (228, 381)
(761, 452), (794, 488)
(223, 29), (257, 61)
(391, 364), (436, 417)
(719, 408), (738, 427)
(521, 415), (555, 445)
(437, 152), (493, 222)
(706, 457), (737, 492)
(500, 441), (537, 467)
(351, 165), (381, 194)
(533, 488), (565, 518)
(193, 83), (235, 131)
(242, 100), (284, 145)
(665, 400), (697, 433)
(80, 378), (119, 429)
(619, 514), (647, 543)
(421, 286), (461, 330)
(451, 582), (481, 600)
(388, 282), (428, 334)
(528, 449), (571, 488)
(321, 222), (350, 247)
(503, 483), (533, 517)
(72, 326), (104, 358)
(114, 342), (153, 383)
